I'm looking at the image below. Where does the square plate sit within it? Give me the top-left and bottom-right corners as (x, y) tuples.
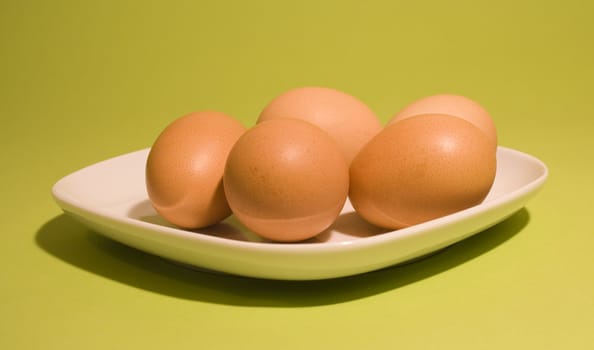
(51, 146), (547, 280)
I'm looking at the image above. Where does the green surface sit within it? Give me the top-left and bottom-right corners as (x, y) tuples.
(1, 1), (593, 349)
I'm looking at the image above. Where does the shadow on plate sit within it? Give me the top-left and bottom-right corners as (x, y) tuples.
(35, 209), (529, 307)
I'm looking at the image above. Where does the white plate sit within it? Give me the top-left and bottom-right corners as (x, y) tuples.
(51, 146), (548, 280)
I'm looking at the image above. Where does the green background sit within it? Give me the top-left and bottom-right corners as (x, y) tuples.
(1, 0), (593, 349)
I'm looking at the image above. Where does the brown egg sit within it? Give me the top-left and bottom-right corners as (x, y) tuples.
(146, 111), (246, 229)
(350, 114), (496, 229)
(257, 86), (382, 164)
(389, 94), (498, 149)
(224, 118), (349, 242)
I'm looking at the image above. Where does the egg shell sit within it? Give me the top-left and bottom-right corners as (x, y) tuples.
(146, 111), (246, 229)
(257, 86), (382, 164)
(223, 118), (349, 242)
(389, 94), (498, 148)
(350, 113), (497, 229)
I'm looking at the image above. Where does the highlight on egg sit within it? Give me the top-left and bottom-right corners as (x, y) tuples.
(223, 118), (349, 242)
(389, 94), (498, 149)
(349, 113), (497, 230)
(145, 111), (246, 229)
(257, 86), (382, 164)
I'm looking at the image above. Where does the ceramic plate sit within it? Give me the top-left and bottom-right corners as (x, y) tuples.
(51, 146), (547, 280)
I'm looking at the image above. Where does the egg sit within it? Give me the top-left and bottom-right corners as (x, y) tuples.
(223, 118), (349, 242)
(146, 111), (246, 229)
(257, 86), (382, 164)
(389, 94), (498, 148)
(350, 114), (497, 229)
